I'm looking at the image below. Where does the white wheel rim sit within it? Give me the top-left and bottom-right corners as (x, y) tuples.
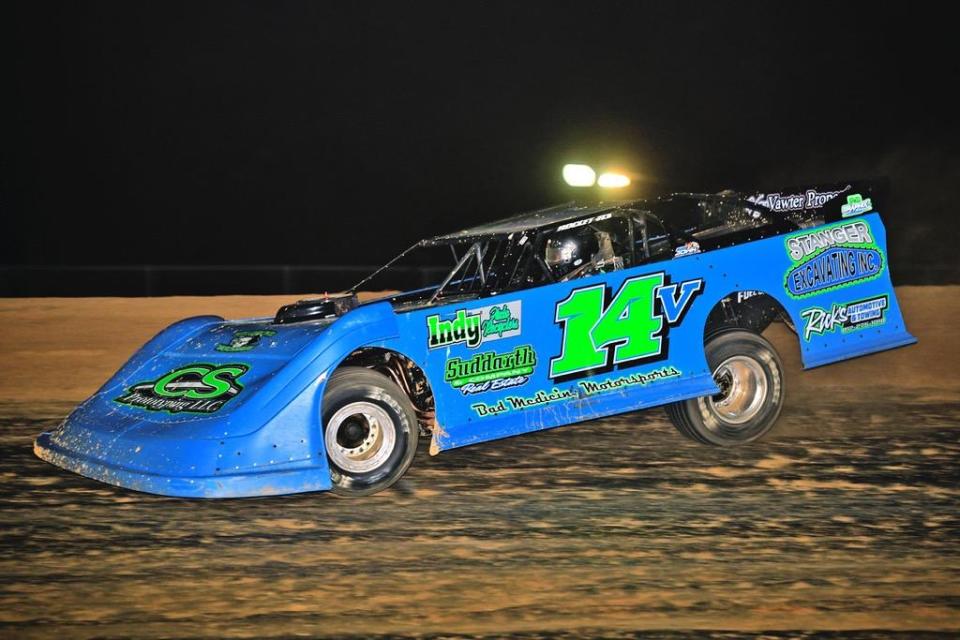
(706, 355), (768, 426)
(325, 402), (396, 474)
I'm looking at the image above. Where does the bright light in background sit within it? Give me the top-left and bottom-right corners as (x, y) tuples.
(563, 164), (633, 189)
(562, 164), (596, 187)
(597, 172), (631, 188)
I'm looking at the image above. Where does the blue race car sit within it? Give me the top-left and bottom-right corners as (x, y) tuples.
(35, 181), (916, 497)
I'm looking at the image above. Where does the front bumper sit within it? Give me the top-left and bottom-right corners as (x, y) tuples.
(34, 431), (328, 498)
(33, 415), (333, 499)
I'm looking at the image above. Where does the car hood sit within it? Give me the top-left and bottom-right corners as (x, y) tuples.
(68, 317), (334, 437)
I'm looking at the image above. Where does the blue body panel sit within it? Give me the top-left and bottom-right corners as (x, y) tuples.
(34, 212), (915, 497)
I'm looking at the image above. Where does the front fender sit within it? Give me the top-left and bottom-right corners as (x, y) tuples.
(35, 301), (403, 498)
(228, 300), (401, 429)
(96, 315), (225, 400)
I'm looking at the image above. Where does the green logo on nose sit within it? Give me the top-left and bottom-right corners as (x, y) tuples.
(115, 363), (250, 413)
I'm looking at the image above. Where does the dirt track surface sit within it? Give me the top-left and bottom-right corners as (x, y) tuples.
(1, 287), (958, 404)
(1, 288), (959, 638)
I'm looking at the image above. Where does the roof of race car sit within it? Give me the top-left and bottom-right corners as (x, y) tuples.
(423, 202), (630, 245)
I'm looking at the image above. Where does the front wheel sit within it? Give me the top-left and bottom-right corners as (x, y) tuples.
(666, 330), (784, 446)
(322, 367), (419, 496)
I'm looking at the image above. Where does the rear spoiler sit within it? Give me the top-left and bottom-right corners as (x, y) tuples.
(744, 178), (888, 224)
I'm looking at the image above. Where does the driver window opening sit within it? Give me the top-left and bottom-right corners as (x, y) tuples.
(542, 215), (632, 282)
(633, 212), (674, 263)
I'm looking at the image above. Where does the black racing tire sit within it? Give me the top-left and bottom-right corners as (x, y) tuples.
(322, 366), (419, 496)
(666, 330), (784, 446)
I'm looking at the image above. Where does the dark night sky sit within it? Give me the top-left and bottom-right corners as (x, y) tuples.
(5, 2), (959, 279)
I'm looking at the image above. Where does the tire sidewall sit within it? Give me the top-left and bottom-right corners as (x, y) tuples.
(692, 331), (784, 446)
(323, 374), (417, 495)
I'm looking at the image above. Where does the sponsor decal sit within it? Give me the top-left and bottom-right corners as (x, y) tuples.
(468, 365), (682, 418)
(577, 365), (681, 396)
(783, 220), (884, 298)
(445, 345), (536, 395)
(483, 302), (521, 339)
(841, 193), (874, 218)
(800, 294), (889, 341)
(549, 272), (703, 380)
(556, 212), (613, 232)
(115, 363), (249, 414)
(736, 290), (762, 303)
(471, 387), (577, 417)
(674, 241), (701, 257)
(748, 185), (849, 212)
(785, 220), (874, 261)
(427, 300), (521, 349)
(215, 329), (276, 352)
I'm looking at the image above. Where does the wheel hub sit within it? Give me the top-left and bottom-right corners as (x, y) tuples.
(706, 355), (767, 426)
(325, 402), (397, 474)
(337, 418), (369, 449)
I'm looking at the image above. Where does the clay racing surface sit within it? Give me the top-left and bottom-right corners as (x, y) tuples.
(1, 287), (958, 639)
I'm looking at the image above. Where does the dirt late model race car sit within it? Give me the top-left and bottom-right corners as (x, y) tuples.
(35, 180), (916, 497)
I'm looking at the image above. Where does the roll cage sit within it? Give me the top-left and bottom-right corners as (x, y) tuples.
(368, 193), (791, 309)
(380, 194), (780, 307)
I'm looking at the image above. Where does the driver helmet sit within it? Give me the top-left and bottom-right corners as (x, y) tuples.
(544, 228), (599, 278)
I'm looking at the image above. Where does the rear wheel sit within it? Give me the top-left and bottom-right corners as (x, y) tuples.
(666, 330), (784, 446)
(322, 367), (418, 496)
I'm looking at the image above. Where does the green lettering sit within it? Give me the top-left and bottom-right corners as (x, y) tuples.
(551, 285), (607, 377)
(153, 366), (211, 397)
(550, 274), (664, 378)
(192, 365), (246, 399)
